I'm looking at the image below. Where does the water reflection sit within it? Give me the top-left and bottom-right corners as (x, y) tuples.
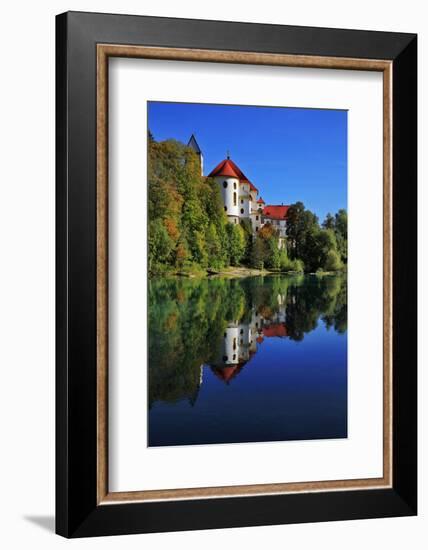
(148, 274), (347, 446)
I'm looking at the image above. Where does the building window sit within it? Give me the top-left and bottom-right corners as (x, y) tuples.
(233, 182), (237, 190)
(256, 226), (259, 232)
(224, 332), (227, 338)
(234, 219), (237, 224)
(223, 181), (228, 188)
(256, 215), (259, 221)
(233, 354), (236, 361)
(233, 338), (236, 350)
(233, 192), (237, 206)
(223, 355), (228, 362)
(240, 208), (244, 214)
(241, 199), (244, 204)
(224, 206), (227, 212)
(240, 329), (243, 334)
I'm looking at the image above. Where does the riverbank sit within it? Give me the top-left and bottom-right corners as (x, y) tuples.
(150, 266), (345, 279)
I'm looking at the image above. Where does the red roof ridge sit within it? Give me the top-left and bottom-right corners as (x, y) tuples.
(208, 158), (258, 192)
(263, 204), (290, 220)
(263, 323), (288, 338)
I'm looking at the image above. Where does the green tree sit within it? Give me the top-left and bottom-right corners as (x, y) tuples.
(205, 223), (222, 267)
(303, 228), (340, 272)
(251, 235), (266, 269)
(265, 233), (280, 269)
(148, 219), (175, 272)
(322, 212), (335, 230)
(227, 223), (245, 266)
(335, 209), (348, 239)
(278, 246), (303, 272)
(334, 209), (348, 264)
(324, 248), (343, 271)
(286, 202), (319, 260)
(240, 218), (254, 264)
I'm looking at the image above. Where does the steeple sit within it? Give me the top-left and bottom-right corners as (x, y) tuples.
(187, 134), (204, 176)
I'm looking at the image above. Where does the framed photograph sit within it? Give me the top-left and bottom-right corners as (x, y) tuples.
(56, 11), (417, 537)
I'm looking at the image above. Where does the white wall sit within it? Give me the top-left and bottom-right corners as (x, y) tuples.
(0, 0), (425, 548)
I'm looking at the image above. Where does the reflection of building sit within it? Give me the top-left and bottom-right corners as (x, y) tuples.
(188, 364), (204, 406)
(188, 135), (289, 238)
(207, 295), (288, 384)
(262, 324), (288, 338)
(257, 293), (288, 343)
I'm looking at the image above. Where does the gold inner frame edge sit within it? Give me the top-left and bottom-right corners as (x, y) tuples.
(96, 44), (393, 505)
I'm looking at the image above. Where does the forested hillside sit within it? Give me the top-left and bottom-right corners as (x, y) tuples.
(148, 134), (347, 276)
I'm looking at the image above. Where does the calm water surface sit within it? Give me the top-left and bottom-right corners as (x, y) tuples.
(148, 274), (347, 446)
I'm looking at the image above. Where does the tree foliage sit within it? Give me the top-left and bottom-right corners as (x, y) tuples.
(322, 209), (348, 265)
(148, 136), (231, 274)
(148, 135), (347, 275)
(286, 203), (347, 272)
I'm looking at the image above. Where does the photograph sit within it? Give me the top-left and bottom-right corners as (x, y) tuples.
(147, 101), (348, 447)
(0, 1), (420, 544)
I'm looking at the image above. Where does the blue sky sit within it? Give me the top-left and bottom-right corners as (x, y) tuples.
(148, 102), (347, 222)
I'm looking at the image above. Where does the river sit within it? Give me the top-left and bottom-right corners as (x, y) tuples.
(148, 274), (347, 446)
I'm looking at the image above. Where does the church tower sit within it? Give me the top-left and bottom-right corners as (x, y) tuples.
(187, 134), (204, 176)
(208, 156), (258, 226)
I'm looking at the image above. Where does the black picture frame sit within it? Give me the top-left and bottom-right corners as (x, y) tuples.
(56, 11), (417, 538)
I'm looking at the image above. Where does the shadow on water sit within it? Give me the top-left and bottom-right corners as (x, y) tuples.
(148, 273), (347, 446)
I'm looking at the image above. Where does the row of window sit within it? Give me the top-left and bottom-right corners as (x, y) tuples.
(222, 355), (237, 362)
(222, 328), (249, 338)
(222, 205), (259, 222)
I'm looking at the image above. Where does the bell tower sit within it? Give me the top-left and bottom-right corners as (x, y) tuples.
(187, 134), (204, 176)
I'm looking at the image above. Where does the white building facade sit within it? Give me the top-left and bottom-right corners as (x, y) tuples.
(188, 135), (290, 238)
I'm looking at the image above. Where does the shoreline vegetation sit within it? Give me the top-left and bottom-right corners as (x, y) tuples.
(148, 134), (347, 279)
(172, 266), (342, 279)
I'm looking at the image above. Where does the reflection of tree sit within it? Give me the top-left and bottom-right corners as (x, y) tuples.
(148, 274), (347, 406)
(285, 275), (347, 341)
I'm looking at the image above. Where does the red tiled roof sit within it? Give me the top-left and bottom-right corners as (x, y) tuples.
(263, 323), (288, 338)
(263, 205), (289, 220)
(208, 158), (258, 192)
(211, 364), (243, 384)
